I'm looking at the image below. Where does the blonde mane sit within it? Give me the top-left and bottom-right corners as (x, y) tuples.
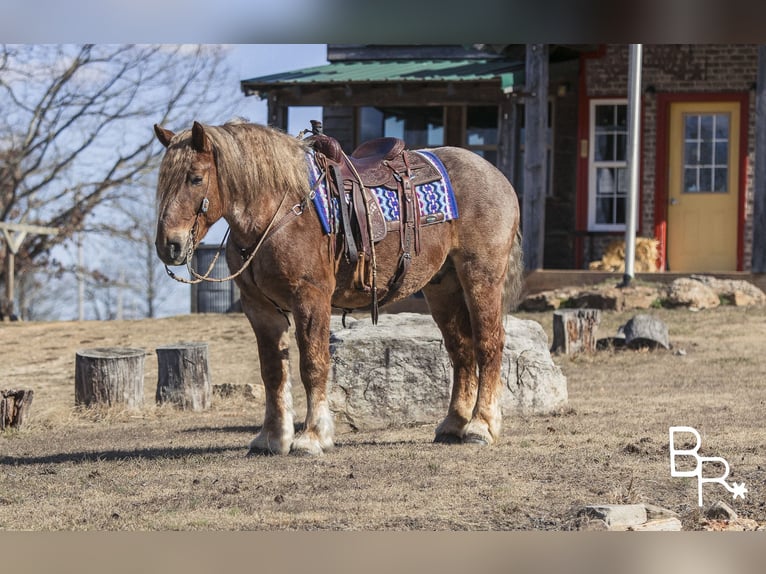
(203, 122), (311, 206)
(156, 121), (311, 214)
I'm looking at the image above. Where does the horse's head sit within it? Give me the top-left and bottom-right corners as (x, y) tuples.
(153, 121), (225, 265)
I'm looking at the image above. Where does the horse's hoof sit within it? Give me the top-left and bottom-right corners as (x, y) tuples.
(434, 433), (463, 445)
(463, 433), (490, 446)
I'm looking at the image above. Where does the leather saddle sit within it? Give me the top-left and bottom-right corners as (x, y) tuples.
(308, 132), (443, 321)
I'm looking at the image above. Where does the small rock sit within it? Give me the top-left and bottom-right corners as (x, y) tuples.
(578, 504), (648, 530)
(705, 500), (738, 520)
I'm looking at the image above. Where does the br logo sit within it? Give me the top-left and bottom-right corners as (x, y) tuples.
(669, 426), (747, 507)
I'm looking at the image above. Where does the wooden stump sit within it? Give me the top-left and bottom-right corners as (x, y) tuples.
(551, 309), (601, 355)
(1, 389), (34, 430)
(75, 348), (145, 408)
(155, 342), (212, 411)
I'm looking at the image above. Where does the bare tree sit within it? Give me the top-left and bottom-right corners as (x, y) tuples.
(0, 44), (240, 317)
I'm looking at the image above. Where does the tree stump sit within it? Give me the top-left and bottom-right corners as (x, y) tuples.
(551, 309), (601, 355)
(622, 314), (670, 349)
(1, 389), (34, 430)
(155, 342), (212, 411)
(75, 348), (145, 408)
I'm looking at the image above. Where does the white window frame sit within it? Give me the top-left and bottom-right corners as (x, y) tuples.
(588, 98), (628, 232)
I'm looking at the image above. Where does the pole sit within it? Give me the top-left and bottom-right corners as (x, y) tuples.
(621, 44), (643, 287)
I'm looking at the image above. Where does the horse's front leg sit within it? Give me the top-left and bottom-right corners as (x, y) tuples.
(290, 288), (334, 456)
(242, 294), (295, 456)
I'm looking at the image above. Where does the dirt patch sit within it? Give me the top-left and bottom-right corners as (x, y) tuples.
(1, 307), (765, 530)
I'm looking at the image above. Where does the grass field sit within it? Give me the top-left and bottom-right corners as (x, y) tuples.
(1, 305), (764, 530)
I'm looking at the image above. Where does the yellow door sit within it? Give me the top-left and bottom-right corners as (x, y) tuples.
(667, 101), (740, 272)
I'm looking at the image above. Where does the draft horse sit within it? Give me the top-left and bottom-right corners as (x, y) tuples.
(153, 120), (523, 456)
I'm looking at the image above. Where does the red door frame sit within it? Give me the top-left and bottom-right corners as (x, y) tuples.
(654, 92), (749, 271)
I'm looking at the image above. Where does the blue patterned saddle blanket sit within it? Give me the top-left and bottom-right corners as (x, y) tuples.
(307, 149), (458, 236)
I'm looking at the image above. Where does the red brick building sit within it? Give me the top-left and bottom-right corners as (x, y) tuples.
(242, 44), (766, 274)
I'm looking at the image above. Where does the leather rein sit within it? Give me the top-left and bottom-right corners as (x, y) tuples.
(163, 152), (322, 286)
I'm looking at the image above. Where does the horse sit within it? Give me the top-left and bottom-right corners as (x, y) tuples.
(153, 120), (523, 456)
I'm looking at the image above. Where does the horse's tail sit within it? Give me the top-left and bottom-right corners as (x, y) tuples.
(502, 228), (524, 312)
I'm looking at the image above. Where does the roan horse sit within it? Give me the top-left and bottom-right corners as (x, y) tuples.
(153, 120), (522, 456)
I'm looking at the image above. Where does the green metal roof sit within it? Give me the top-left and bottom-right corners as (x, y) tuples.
(241, 59), (521, 94)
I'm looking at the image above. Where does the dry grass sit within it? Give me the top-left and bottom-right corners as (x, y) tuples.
(1, 306), (765, 530)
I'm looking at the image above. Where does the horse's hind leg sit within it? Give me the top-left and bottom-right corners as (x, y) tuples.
(422, 260), (478, 443)
(455, 253), (509, 445)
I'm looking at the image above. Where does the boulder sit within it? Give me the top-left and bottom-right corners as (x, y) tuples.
(665, 278), (720, 310)
(690, 275), (766, 307)
(328, 313), (567, 431)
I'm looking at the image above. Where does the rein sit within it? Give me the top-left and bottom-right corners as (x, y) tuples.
(163, 172), (324, 286)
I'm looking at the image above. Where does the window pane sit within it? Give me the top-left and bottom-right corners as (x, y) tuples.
(715, 114), (729, 139)
(615, 134), (627, 161)
(615, 196), (626, 224)
(713, 167), (728, 192)
(685, 115), (699, 139)
(595, 134), (611, 161)
(596, 105), (615, 127)
(714, 141), (728, 166)
(596, 167), (616, 195)
(699, 141), (713, 164)
(684, 168), (698, 192)
(466, 106), (497, 145)
(616, 105), (628, 128)
(596, 197), (613, 224)
(359, 107), (384, 141)
(699, 167), (712, 192)
(700, 115), (713, 140)
(684, 142), (699, 164)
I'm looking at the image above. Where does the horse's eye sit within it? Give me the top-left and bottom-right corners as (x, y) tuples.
(190, 175), (204, 186)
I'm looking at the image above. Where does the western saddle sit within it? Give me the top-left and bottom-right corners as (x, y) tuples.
(306, 123), (442, 322)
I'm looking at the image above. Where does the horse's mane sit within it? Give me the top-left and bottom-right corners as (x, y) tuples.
(203, 121), (311, 205)
(158, 121), (311, 210)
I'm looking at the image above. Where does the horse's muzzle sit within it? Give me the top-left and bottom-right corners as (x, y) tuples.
(155, 235), (190, 266)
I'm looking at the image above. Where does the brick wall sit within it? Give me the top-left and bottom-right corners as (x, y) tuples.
(584, 44), (758, 270)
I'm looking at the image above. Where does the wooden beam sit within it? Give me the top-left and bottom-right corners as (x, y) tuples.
(0, 222), (59, 317)
(522, 44), (549, 271)
(258, 82), (508, 108)
(753, 45), (766, 272)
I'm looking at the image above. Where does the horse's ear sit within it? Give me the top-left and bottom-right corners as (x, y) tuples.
(192, 121), (211, 153)
(154, 124), (175, 148)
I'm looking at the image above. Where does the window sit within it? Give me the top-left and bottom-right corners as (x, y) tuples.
(683, 113), (729, 193)
(588, 100), (628, 231)
(358, 107), (444, 148)
(465, 106), (498, 165)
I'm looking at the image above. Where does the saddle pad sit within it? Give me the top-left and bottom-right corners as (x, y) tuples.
(306, 149), (458, 235)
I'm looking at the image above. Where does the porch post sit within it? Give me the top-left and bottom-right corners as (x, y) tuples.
(522, 44), (549, 271)
(267, 95), (288, 131)
(752, 45), (766, 273)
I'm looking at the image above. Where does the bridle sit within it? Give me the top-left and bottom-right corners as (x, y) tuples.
(163, 158), (323, 286)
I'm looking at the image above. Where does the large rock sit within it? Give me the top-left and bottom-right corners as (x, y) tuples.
(665, 278), (720, 310)
(328, 313), (567, 431)
(690, 275), (766, 307)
